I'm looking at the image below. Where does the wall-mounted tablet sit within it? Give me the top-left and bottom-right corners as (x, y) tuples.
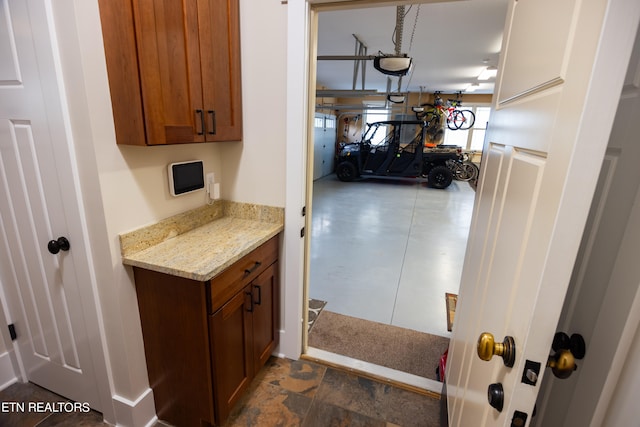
(168, 160), (204, 196)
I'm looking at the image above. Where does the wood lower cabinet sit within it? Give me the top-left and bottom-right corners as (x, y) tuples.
(133, 236), (279, 426)
(97, 0), (242, 145)
(209, 264), (278, 422)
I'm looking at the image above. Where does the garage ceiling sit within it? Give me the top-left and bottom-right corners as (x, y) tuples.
(316, 0), (509, 97)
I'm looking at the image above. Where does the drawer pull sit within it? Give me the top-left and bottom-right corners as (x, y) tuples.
(253, 285), (262, 305)
(245, 291), (254, 312)
(244, 261), (262, 277)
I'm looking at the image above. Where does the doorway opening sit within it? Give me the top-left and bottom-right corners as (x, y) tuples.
(301, 1), (507, 392)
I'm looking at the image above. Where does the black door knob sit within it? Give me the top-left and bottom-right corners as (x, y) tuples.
(487, 383), (504, 412)
(47, 237), (70, 254)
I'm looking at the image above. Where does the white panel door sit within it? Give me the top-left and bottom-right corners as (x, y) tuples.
(0, 0), (103, 409)
(446, 0), (640, 425)
(534, 23), (640, 426)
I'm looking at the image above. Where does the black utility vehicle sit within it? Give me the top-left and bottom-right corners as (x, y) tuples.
(335, 120), (462, 189)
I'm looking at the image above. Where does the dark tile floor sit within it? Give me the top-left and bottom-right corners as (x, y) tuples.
(0, 357), (441, 427)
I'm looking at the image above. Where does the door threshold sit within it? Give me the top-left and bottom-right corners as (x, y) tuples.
(302, 347), (442, 398)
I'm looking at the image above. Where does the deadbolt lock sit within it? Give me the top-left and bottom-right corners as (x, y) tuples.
(487, 383), (504, 412)
(477, 332), (516, 367)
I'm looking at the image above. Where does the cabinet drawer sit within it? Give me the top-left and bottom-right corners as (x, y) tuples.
(209, 236), (278, 313)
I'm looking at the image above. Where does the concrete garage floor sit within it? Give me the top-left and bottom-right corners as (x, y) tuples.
(309, 174), (476, 338)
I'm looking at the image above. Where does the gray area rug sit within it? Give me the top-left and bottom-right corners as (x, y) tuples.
(308, 310), (450, 381)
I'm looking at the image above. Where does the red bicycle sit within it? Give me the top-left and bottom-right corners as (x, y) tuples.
(413, 94), (476, 141)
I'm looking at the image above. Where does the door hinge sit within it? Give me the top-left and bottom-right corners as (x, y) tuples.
(8, 324), (16, 341)
(300, 227), (305, 238)
(301, 206), (306, 217)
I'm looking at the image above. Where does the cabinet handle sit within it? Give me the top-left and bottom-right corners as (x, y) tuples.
(253, 285), (262, 305)
(244, 261), (262, 277)
(196, 109), (205, 135)
(208, 110), (216, 135)
(245, 291), (254, 312)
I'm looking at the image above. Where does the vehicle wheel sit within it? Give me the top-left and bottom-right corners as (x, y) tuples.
(336, 161), (358, 182)
(428, 165), (454, 189)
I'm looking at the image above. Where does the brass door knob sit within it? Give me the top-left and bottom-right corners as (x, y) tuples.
(547, 332), (586, 379)
(547, 349), (577, 379)
(477, 332), (516, 367)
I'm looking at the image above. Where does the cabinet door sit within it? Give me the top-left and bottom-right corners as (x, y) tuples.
(197, 0), (243, 141)
(209, 286), (253, 423)
(250, 263), (279, 373)
(132, 0), (205, 144)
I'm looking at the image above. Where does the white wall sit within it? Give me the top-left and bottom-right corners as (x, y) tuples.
(52, 0), (289, 424)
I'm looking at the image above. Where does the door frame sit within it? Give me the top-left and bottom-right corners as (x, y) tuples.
(293, 0), (479, 392)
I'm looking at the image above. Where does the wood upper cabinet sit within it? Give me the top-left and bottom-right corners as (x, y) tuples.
(98, 0), (242, 145)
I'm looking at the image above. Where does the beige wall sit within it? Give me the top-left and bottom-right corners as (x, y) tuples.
(51, 0), (289, 414)
(219, 1), (287, 206)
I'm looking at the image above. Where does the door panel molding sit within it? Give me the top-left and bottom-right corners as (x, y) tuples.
(498, 0), (577, 104)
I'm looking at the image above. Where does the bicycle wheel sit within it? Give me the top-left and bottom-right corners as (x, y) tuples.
(446, 112), (458, 130)
(454, 109), (476, 130)
(454, 162), (479, 182)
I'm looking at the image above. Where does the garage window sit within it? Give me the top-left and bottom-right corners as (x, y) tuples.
(364, 102), (389, 145)
(444, 105), (491, 152)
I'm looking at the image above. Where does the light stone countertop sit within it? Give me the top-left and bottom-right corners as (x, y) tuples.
(120, 202), (284, 282)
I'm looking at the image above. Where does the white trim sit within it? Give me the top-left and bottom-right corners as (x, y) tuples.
(306, 347), (442, 393)
(281, 0), (310, 359)
(111, 388), (157, 427)
(0, 352), (18, 391)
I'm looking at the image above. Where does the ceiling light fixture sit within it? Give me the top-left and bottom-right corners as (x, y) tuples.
(387, 93), (405, 104)
(478, 66), (498, 80)
(465, 83), (480, 93)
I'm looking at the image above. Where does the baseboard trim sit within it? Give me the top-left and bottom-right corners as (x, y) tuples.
(112, 387), (157, 427)
(0, 351), (17, 391)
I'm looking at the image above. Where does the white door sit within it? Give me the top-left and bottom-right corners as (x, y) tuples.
(446, 0), (640, 425)
(534, 24), (640, 426)
(0, 0), (104, 410)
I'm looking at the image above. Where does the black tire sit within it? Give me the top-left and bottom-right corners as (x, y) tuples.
(454, 110), (476, 130)
(446, 110), (459, 130)
(336, 161), (358, 182)
(427, 165), (454, 189)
